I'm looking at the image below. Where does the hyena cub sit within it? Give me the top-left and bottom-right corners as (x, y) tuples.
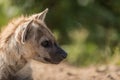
(0, 8), (67, 80)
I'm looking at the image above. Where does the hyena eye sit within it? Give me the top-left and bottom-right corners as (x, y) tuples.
(41, 40), (51, 48)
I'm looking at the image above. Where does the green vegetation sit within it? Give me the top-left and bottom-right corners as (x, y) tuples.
(0, 0), (120, 66)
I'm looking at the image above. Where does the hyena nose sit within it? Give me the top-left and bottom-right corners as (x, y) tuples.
(60, 49), (67, 59)
(61, 52), (67, 58)
(55, 44), (67, 59)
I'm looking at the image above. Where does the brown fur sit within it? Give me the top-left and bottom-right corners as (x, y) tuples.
(0, 9), (67, 80)
(0, 16), (30, 80)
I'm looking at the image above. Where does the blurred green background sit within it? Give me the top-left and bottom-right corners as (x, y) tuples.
(0, 0), (120, 66)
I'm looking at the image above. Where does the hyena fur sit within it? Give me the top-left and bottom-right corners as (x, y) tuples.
(0, 8), (67, 80)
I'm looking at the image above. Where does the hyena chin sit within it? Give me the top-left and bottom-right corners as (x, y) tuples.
(0, 8), (67, 80)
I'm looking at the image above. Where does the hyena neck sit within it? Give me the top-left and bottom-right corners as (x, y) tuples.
(0, 36), (27, 79)
(0, 53), (27, 80)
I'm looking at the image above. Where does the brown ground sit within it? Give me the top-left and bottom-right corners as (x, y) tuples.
(31, 60), (120, 80)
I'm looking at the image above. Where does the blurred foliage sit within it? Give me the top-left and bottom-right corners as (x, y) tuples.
(0, 0), (120, 66)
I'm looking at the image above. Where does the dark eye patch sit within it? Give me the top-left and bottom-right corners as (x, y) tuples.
(41, 40), (52, 48)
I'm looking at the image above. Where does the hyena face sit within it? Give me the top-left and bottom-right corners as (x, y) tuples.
(15, 9), (67, 64)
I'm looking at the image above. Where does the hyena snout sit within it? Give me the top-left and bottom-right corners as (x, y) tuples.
(49, 44), (67, 64)
(48, 49), (67, 64)
(56, 46), (67, 59)
(43, 44), (67, 64)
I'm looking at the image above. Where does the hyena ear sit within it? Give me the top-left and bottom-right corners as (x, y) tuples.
(34, 8), (48, 21)
(15, 20), (33, 44)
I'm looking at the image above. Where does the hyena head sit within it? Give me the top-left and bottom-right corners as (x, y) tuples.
(15, 8), (67, 64)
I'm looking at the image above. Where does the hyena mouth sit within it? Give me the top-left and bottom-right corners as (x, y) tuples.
(43, 57), (62, 64)
(44, 57), (51, 62)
